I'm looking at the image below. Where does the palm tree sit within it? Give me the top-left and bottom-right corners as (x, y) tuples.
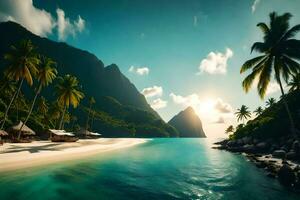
(70, 115), (78, 130)
(90, 110), (96, 130)
(1, 40), (39, 129)
(288, 73), (300, 92)
(85, 97), (96, 132)
(225, 125), (234, 134)
(17, 56), (57, 139)
(254, 106), (264, 116)
(49, 102), (62, 129)
(235, 105), (251, 123)
(240, 12), (300, 135)
(266, 97), (276, 107)
(0, 72), (17, 96)
(56, 74), (84, 130)
(37, 96), (49, 117)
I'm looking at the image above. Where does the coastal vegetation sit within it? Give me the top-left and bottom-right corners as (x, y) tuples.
(0, 21), (178, 138)
(217, 12), (300, 189)
(239, 12), (300, 136)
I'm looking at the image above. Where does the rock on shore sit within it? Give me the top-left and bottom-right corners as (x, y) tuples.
(213, 135), (300, 191)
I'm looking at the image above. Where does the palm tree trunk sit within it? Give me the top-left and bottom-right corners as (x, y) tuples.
(91, 111), (95, 130)
(278, 78), (297, 137)
(1, 78), (24, 129)
(85, 104), (92, 135)
(17, 84), (42, 140)
(58, 105), (66, 130)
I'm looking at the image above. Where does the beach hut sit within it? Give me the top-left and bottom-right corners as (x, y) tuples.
(0, 130), (8, 144)
(78, 128), (102, 138)
(9, 121), (36, 136)
(49, 129), (78, 142)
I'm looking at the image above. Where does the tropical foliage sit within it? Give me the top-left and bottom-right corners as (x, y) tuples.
(225, 125), (234, 134)
(235, 105), (251, 123)
(55, 74), (84, 130)
(1, 40), (39, 129)
(254, 106), (264, 116)
(288, 73), (300, 92)
(240, 12), (300, 135)
(266, 98), (276, 107)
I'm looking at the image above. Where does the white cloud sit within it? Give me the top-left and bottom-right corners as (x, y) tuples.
(0, 0), (86, 40)
(197, 48), (233, 75)
(56, 8), (86, 41)
(265, 82), (280, 96)
(170, 93), (234, 123)
(251, 79), (285, 96)
(213, 116), (225, 124)
(252, 0), (260, 13)
(142, 86), (163, 98)
(0, 0), (54, 36)
(75, 16), (85, 32)
(214, 98), (233, 113)
(129, 66), (149, 75)
(150, 98), (167, 110)
(170, 93), (200, 107)
(193, 16), (198, 27)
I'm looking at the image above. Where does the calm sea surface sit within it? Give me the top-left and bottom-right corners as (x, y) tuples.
(0, 138), (299, 200)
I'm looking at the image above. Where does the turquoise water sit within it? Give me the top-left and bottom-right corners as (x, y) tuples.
(0, 139), (299, 200)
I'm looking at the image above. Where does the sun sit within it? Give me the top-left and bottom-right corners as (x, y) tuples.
(198, 98), (216, 116)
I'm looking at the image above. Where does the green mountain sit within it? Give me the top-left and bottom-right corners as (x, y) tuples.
(168, 107), (206, 138)
(0, 21), (178, 137)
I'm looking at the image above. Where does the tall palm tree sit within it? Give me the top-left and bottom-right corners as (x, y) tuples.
(225, 125), (234, 134)
(56, 74), (84, 130)
(17, 56), (57, 139)
(240, 12), (300, 135)
(37, 96), (49, 116)
(235, 105), (251, 123)
(85, 97), (96, 132)
(1, 40), (39, 129)
(254, 106), (264, 116)
(266, 97), (276, 107)
(288, 73), (300, 92)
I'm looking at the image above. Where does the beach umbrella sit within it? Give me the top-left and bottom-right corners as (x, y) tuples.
(9, 121), (36, 135)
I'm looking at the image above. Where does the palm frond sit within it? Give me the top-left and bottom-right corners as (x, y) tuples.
(240, 55), (266, 74)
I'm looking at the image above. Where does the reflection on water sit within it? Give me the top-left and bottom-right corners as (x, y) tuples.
(0, 139), (299, 200)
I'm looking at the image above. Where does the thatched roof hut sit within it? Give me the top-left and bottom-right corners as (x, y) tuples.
(49, 129), (75, 136)
(9, 121), (36, 135)
(0, 130), (8, 136)
(79, 128), (101, 137)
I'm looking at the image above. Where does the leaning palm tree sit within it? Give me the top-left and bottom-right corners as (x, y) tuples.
(254, 106), (264, 116)
(1, 40), (39, 129)
(225, 125), (234, 134)
(235, 105), (251, 124)
(56, 74), (84, 130)
(85, 97), (96, 132)
(266, 97), (276, 107)
(288, 73), (300, 92)
(17, 56), (57, 139)
(240, 12), (300, 135)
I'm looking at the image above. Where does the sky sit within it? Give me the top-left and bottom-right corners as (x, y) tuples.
(0, 0), (300, 138)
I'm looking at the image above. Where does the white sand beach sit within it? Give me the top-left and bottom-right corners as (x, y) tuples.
(0, 138), (147, 172)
